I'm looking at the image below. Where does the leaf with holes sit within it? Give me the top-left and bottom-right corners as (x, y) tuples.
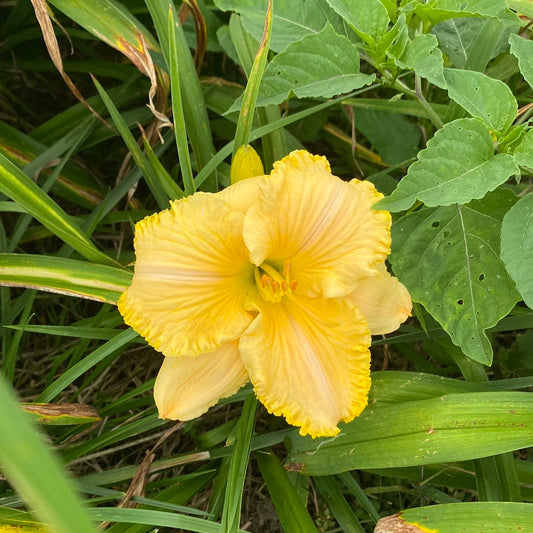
(390, 189), (520, 365)
(501, 193), (533, 310)
(376, 118), (519, 212)
(444, 69), (517, 135)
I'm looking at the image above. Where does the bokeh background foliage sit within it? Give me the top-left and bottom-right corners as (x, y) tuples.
(0, 0), (532, 531)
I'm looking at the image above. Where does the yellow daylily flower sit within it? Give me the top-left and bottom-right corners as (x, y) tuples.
(118, 150), (411, 438)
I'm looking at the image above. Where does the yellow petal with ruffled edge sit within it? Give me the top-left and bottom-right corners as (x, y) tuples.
(154, 341), (249, 420)
(242, 150), (392, 299)
(118, 193), (255, 357)
(240, 294), (371, 437)
(348, 265), (412, 335)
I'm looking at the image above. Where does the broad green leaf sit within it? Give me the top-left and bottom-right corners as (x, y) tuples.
(512, 128), (533, 170)
(369, 371), (501, 404)
(0, 373), (97, 533)
(389, 190), (520, 364)
(377, 118), (519, 212)
(501, 193), (533, 309)
(353, 108), (421, 165)
(507, 0), (533, 17)
(405, 0), (509, 25)
(255, 24), (375, 108)
(376, 502), (533, 533)
(0, 254), (131, 304)
(214, 0), (345, 52)
(0, 154), (119, 267)
(325, 0), (390, 46)
(286, 391), (533, 474)
(509, 33), (533, 90)
(432, 15), (517, 71)
(444, 69), (517, 134)
(394, 33), (446, 88)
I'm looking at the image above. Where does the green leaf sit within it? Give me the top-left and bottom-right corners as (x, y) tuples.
(444, 69), (517, 134)
(394, 33), (446, 88)
(507, 0), (533, 18)
(500, 193), (533, 310)
(405, 0), (509, 25)
(214, 0), (345, 52)
(377, 118), (519, 212)
(47, 0), (160, 60)
(313, 476), (365, 533)
(0, 373), (97, 533)
(325, 0), (390, 46)
(0, 153), (119, 267)
(286, 391), (533, 475)
(256, 450), (319, 533)
(0, 254), (131, 304)
(376, 502), (533, 533)
(232, 0), (273, 154)
(353, 108), (421, 165)
(389, 190), (520, 364)
(432, 15), (517, 71)
(0, 508), (46, 531)
(221, 393), (257, 533)
(509, 33), (533, 90)
(255, 24), (375, 108)
(512, 129), (533, 170)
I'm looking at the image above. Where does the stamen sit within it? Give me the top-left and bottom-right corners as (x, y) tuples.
(290, 280), (298, 291)
(255, 262), (299, 303)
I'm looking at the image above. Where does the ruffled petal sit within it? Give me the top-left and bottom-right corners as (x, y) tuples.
(239, 295), (371, 438)
(118, 193), (254, 356)
(348, 264), (411, 335)
(154, 341), (249, 420)
(242, 150), (392, 299)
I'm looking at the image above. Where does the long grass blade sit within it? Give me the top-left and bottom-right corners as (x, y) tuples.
(0, 372), (97, 533)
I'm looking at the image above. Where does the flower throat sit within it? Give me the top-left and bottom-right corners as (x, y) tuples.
(254, 261), (298, 303)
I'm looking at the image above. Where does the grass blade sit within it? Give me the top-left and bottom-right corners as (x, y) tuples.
(0, 373), (97, 533)
(168, 5), (195, 195)
(0, 253), (131, 304)
(0, 153), (118, 267)
(256, 450), (318, 533)
(221, 393), (257, 532)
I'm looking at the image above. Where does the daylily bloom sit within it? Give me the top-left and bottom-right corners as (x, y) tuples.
(118, 150), (411, 438)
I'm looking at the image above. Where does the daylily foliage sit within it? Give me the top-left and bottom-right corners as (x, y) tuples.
(119, 150), (411, 437)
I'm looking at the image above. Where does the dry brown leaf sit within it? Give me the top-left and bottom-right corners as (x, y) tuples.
(375, 514), (437, 533)
(29, 0), (109, 127)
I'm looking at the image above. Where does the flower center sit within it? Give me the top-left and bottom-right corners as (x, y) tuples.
(254, 261), (298, 303)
